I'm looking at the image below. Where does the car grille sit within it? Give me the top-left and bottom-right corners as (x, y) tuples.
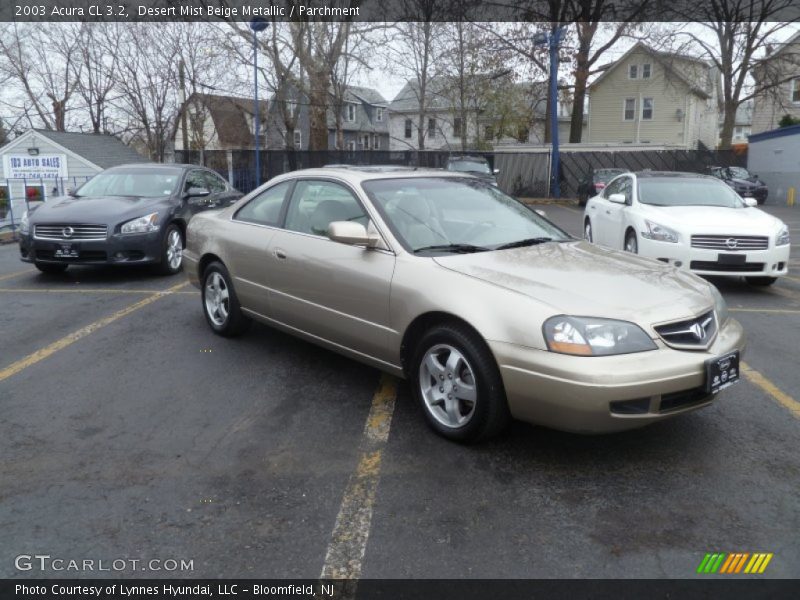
(659, 387), (712, 413)
(690, 261), (765, 273)
(34, 224), (108, 241)
(654, 310), (717, 350)
(35, 250), (107, 261)
(690, 235), (768, 251)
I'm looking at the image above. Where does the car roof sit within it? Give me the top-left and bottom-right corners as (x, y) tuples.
(632, 171), (716, 180)
(271, 166), (475, 184)
(107, 163), (194, 171)
(448, 155), (488, 162)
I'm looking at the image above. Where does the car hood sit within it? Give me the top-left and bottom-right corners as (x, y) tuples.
(638, 204), (782, 233)
(729, 177), (765, 188)
(433, 240), (713, 326)
(29, 195), (170, 224)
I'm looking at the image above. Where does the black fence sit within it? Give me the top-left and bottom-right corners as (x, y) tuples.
(174, 147), (746, 198)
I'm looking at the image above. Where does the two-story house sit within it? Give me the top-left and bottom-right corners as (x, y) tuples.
(174, 86), (390, 153)
(751, 31), (800, 134)
(586, 43), (719, 148)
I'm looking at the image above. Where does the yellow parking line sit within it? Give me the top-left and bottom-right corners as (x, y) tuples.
(741, 361), (800, 420)
(729, 308), (800, 314)
(0, 282), (188, 383)
(0, 287), (197, 295)
(0, 269), (33, 282)
(321, 374), (397, 583)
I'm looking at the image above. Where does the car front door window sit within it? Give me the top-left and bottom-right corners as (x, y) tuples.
(284, 180), (369, 238)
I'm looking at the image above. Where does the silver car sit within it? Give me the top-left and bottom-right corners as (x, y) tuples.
(184, 168), (745, 442)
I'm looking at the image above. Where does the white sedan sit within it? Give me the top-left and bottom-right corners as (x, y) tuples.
(583, 171), (791, 286)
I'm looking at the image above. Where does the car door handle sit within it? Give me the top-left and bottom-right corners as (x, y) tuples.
(605, 210), (611, 214)
(590, 205), (596, 209)
(274, 248), (287, 259)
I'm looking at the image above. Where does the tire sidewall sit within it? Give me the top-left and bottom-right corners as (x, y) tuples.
(161, 224), (183, 275)
(202, 263), (232, 333)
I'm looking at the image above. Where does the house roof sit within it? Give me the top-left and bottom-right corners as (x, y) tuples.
(29, 129), (147, 168)
(389, 77), (475, 112)
(181, 93), (270, 148)
(344, 86), (388, 106)
(589, 42), (715, 99)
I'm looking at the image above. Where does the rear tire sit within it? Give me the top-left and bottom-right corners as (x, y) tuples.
(410, 322), (510, 443)
(202, 261), (251, 337)
(746, 276), (777, 287)
(35, 262), (68, 274)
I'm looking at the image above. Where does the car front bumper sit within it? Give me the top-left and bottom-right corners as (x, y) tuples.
(490, 317), (745, 433)
(637, 238), (790, 278)
(19, 231), (164, 266)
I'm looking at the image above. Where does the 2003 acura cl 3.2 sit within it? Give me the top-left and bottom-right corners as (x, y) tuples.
(184, 167), (745, 442)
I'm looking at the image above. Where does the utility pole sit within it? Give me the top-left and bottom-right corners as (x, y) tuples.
(179, 59), (189, 156)
(250, 18), (270, 188)
(534, 25), (566, 198)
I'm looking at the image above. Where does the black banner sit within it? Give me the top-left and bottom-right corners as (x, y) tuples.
(2, 579), (800, 600)
(2, 0), (799, 23)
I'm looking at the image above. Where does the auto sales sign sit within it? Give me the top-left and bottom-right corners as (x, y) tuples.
(3, 154), (68, 179)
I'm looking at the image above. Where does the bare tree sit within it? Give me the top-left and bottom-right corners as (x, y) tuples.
(73, 24), (120, 133)
(670, 0), (798, 148)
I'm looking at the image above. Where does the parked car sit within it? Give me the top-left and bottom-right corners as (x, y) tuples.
(583, 171), (790, 286)
(18, 164), (241, 274)
(445, 156), (499, 186)
(185, 167), (744, 442)
(577, 167), (629, 206)
(708, 166), (768, 204)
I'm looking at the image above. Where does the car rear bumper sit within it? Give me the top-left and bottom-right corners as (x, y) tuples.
(638, 238), (790, 278)
(489, 317), (745, 434)
(18, 231), (163, 266)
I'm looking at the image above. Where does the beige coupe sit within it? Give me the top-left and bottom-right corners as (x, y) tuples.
(184, 167), (745, 442)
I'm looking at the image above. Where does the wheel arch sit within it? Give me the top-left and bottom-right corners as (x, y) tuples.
(198, 253), (224, 281)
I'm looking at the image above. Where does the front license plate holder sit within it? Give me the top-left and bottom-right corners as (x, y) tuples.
(718, 253), (746, 264)
(705, 350), (740, 394)
(54, 243), (79, 258)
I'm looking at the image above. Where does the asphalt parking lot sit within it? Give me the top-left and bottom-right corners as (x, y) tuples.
(1, 202), (799, 580)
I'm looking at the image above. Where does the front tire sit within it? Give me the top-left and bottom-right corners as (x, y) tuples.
(411, 322), (510, 443)
(202, 261), (250, 336)
(746, 276), (777, 287)
(624, 230), (638, 254)
(157, 224), (184, 275)
(35, 262), (68, 274)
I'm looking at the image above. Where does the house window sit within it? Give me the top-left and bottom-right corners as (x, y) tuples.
(373, 134), (380, 150)
(404, 119), (412, 139)
(642, 97), (654, 120)
(293, 130), (302, 149)
(791, 78), (800, 103)
(623, 98), (636, 121)
(428, 118), (436, 138)
(629, 64), (638, 79)
(362, 134), (370, 149)
(346, 140), (356, 152)
(642, 63), (651, 79)
(453, 117), (462, 138)
(376, 107), (384, 122)
(347, 104), (356, 122)
(286, 101), (297, 119)
(484, 125), (494, 141)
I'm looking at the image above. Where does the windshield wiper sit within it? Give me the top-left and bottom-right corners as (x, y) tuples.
(413, 243), (490, 254)
(494, 237), (554, 250)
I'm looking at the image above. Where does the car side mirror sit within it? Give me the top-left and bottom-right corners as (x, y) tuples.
(608, 193), (626, 204)
(327, 221), (380, 248)
(743, 197), (758, 207)
(185, 187), (210, 198)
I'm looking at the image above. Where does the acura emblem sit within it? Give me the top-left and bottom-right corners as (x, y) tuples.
(725, 238), (738, 249)
(689, 323), (705, 340)
(62, 226), (74, 238)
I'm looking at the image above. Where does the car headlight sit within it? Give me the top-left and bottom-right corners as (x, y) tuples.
(709, 285), (729, 326)
(641, 220), (679, 243)
(120, 212), (159, 235)
(776, 225), (790, 246)
(20, 210), (30, 234)
(543, 316), (657, 356)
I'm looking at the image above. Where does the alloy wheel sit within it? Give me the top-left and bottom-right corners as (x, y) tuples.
(419, 344), (478, 428)
(204, 272), (230, 326)
(166, 229), (183, 270)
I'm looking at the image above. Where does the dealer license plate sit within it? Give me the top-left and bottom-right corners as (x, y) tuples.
(54, 244), (79, 258)
(705, 350), (740, 394)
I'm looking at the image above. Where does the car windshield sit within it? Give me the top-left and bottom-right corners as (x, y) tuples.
(638, 178), (745, 208)
(726, 166), (751, 179)
(448, 160), (491, 174)
(362, 177), (570, 253)
(595, 169), (626, 182)
(75, 169), (182, 198)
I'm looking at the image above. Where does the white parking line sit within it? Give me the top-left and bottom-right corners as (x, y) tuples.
(321, 374), (397, 583)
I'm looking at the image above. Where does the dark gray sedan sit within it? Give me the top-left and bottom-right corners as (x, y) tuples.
(18, 164), (241, 274)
